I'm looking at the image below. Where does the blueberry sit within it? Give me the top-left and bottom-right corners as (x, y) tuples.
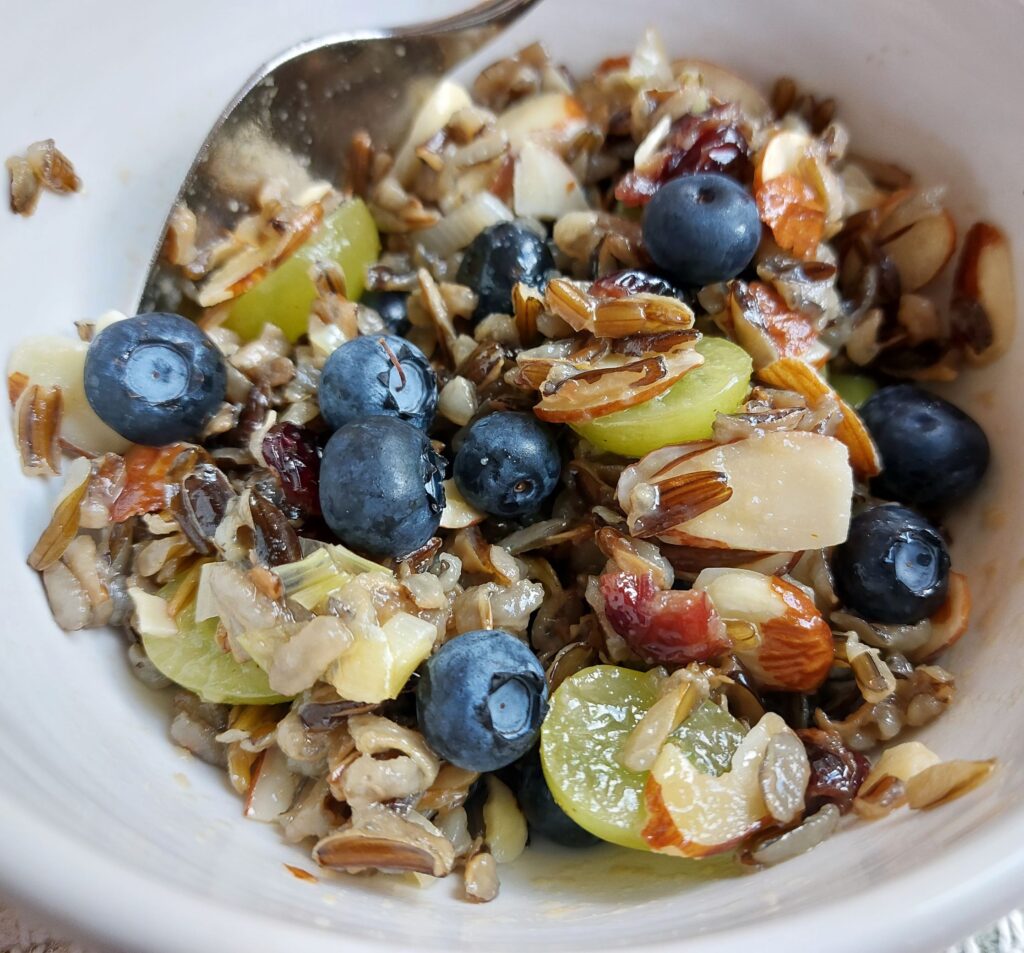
(361, 290), (410, 336)
(518, 757), (598, 848)
(416, 629), (548, 772)
(453, 412), (561, 518)
(318, 416), (445, 558)
(318, 334), (437, 432)
(859, 384), (990, 510)
(84, 312), (226, 445)
(831, 504), (951, 624)
(456, 222), (554, 321)
(642, 173), (761, 286)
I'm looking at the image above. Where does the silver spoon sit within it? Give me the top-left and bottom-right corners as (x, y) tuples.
(136, 0), (539, 312)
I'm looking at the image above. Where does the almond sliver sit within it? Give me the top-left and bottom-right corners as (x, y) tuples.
(758, 357), (881, 479)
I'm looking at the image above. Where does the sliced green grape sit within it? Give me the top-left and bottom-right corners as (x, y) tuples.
(829, 371), (877, 409)
(225, 198), (381, 342)
(572, 337), (752, 458)
(541, 665), (744, 851)
(140, 584), (287, 705)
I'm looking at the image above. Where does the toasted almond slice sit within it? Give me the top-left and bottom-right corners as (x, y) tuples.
(880, 209), (956, 292)
(910, 572), (971, 663)
(513, 335), (609, 390)
(862, 741), (941, 794)
(758, 357), (881, 478)
(630, 470), (733, 539)
(440, 479), (485, 529)
(876, 187), (943, 242)
(756, 129), (814, 187)
(674, 59), (772, 122)
(952, 222), (1017, 366)
(631, 431), (853, 553)
(694, 568), (833, 693)
(729, 283), (829, 369)
(535, 347), (704, 423)
(643, 712), (787, 856)
(905, 759), (996, 811)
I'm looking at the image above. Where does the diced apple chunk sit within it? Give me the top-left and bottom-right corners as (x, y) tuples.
(513, 141), (588, 220)
(327, 611), (437, 704)
(496, 93), (588, 153)
(7, 336), (130, 454)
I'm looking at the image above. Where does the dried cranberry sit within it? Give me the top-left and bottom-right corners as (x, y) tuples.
(798, 728), (870, 815)
(616, 108), (753, 207)
(262, 422), (323, 516)
(598, 571), (729, 665)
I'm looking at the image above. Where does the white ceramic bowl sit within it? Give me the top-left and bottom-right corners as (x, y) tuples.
(2, 1), (1022, 950)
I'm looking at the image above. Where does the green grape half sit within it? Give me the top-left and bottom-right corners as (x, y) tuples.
(541, 665), (744, 851)
(572, 337), (752, 458)
(225, 198), (381, 342)
(828, 371), (877, 409)
(141, 585), (287, 705)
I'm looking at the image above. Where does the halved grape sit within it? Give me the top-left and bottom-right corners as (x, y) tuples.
(572, 337), (752, 458)
(541, 665), (743, 851)
(141, 584), (287, 705)
(829, 371), (877, 409)
(225, 199), (381, 342)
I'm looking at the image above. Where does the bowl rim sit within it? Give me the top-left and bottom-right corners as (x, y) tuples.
(1, 782), (1019, 953)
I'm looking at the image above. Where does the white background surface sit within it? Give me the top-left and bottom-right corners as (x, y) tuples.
(1, 1), (1024, 952)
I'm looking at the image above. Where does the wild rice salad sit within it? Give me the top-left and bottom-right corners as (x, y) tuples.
(10, 30), (1016, 901)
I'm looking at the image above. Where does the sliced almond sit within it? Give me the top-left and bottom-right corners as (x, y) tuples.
(905, 759), (996, 811)
(910, 571), (971, 663)
(440, 479), (485, 529)
(729, 283), (829, 369)
(623, 431), (853, 553)
(756, 129), (814, 186)
(694, 568), (833, 693)
(862, 741), (940, 794)
(757, 357), (881, 479)
(674, 59), (771, 122)
(643, 712), (786, 857)
(952, 222), (1017, 366)
(198, 201), (325, 307)
(880, 209), (956, 292)
(534, 346), (704, 423)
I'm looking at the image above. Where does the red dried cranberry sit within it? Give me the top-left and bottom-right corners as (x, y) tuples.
(798, 728), (870, 815)
(616, 108), (753, 207)
(262, 422), (323, 516)
(598, 571), (729, 665)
